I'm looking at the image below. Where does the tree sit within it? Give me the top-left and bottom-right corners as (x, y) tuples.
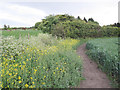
(35, 22), (41, 28)
(77, 16), (81, 20)
(8, 25), (10, 28)
(51, 23), (65, 38)
(114, 23), (120, 27)
(4, 24), (7, 30)
(83, 17), (87, 22)
(88, 18), (94, 22)
(8, 25), (11, 30)
(88, 18), (99, 25)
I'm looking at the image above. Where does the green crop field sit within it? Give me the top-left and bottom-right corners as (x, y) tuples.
(86, 37), (119, 87)
(1, 30), (42, 39)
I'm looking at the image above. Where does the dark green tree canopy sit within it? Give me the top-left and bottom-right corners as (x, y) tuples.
(35, 22), (41, 28)
(88, 18), (94, 22)
(83, 17), (87, 22)
(77, 16), (81, 20)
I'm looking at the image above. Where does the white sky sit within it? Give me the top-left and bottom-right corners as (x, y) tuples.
(0, 0), (119, 27)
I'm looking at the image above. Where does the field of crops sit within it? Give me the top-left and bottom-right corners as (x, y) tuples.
(0, 31), (83, 88)
(86, 37), (119, 87)
(1, 30), (42, 39)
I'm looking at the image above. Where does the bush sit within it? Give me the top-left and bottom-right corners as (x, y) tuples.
(100, 26), (119, 37)
(51, 23), (65, 38)
(35, 14), (119, 38)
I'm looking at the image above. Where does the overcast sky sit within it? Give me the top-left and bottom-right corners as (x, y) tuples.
(0, 0), (119, 27)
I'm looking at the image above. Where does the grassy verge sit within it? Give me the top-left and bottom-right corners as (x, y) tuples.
(72, 38), (91, 50)
(86, 37), (119, 88)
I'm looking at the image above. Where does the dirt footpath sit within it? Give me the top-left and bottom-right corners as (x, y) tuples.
(76, 43), (111, 88)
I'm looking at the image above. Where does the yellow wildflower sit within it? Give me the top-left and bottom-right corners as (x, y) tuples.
(9, 73), (12, 76)
(34, 69), (37, 72)
(30, 77), (33, 79)
(25, 84), (29, 88)
(23, 61), (26, 64)
(44, 76), (46, 78)
(18, 76), (21, 80)
(15, 64), (18, 67)
(14, 69), (17, 71)
(32, 82), (34, 84)
(43, 67), (45, 69)
(26, 59), (29, 61)
(19, 81), (22, 83)
(42, 82), (45, 85)
(62, 70), (65, 72)
(56, 67), (58, 70)
(0, 84), (2, 88)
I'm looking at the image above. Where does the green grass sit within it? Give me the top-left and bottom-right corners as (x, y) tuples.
(72, 38), (93, 50)
(86, 37), (118, 56)
(86, 37), (119, 88)
(2, 30), (42, 39)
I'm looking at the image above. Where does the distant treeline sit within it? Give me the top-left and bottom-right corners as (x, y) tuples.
(35, 14), (120, 38)
(109, 23), (120, 27)
(2, 24), (34, 30)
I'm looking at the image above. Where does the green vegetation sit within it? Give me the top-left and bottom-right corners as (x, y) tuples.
(1, 33), (83, 88)
(86, 37), (119, 87)
(35, 14), (119, 38)
(2, 30), (42, 39)
(1, 14), (120, 88)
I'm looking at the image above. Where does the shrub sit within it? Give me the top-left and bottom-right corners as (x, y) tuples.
(100, 26), (119, 37)
(36, 14), (119, 38)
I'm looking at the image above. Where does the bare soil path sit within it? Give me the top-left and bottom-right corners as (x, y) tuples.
(76, 43), (111, 88)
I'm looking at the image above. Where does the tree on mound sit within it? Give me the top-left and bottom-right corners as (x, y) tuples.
(34, 14), (119, 38)
(88, 18), (99, 24)
(36, 14), (75, 33)
(83, 17), (87, 22)
(77, 16), (81, 20)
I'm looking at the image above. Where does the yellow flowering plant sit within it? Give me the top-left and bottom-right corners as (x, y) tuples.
(1, 33), (83, 88)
